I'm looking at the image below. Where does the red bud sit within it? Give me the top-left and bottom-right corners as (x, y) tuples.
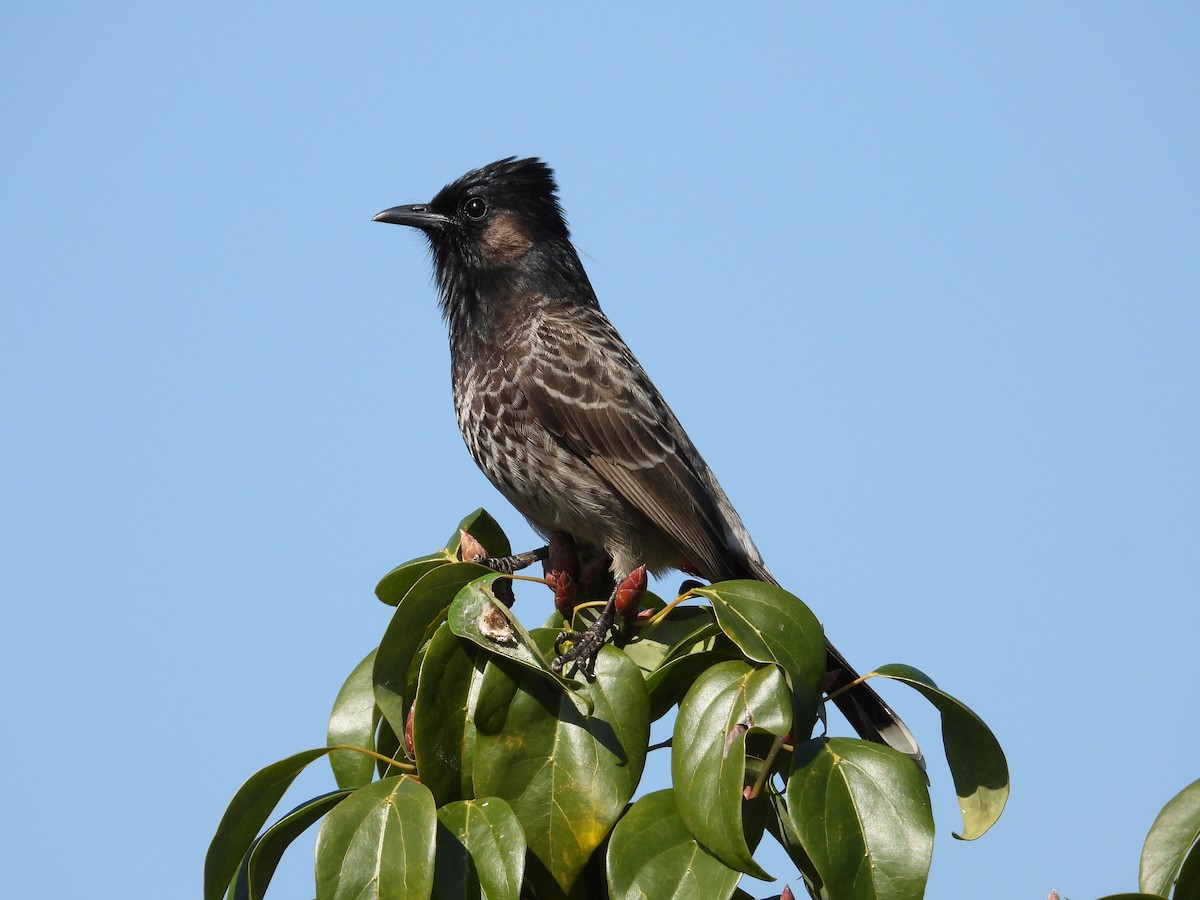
(553, 572), (578, 618)
(404, 705), (415, 759)
(459, 530), (487, 564)
(614, 565), (647, 619)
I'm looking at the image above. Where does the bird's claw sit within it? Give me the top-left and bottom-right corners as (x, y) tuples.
(551, 602), (619, 678)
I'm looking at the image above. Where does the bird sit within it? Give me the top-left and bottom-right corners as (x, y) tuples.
(373, 157), (921, 766)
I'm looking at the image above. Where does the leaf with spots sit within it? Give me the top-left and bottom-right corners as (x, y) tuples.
(672, 659), (792, 880)
(448, 573), (557, 680)
(448, 572), (591, 716)
(471, 636), (649, 899)
(697, 580), (825, 732)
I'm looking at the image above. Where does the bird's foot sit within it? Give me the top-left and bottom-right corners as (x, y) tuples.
(457, 534), (549, 608)
(552, 595), (619, 678)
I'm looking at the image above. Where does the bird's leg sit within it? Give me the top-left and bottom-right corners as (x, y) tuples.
(456, 536), (549, 608)
(552, 565), (647, 678)
(543, 532), (581, 618)
(471, 545), (549, 574)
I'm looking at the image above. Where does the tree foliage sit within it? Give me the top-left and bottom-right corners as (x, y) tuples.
(206, 509), (1009, 899)
(1094, 777), (1200, 900)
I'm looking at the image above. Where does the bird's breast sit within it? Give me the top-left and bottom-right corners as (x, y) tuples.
(448, 337), (636, 554)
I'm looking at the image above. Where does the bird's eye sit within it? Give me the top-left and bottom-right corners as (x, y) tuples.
(463, 197), (488, 220)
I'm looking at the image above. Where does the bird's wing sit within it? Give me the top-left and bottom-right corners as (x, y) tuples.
(518, 301), (754, 581)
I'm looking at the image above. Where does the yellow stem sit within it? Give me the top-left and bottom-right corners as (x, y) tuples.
(505, 572), (554, 587)
(746, 732), (788, 800)
(637, 589), (700, 642)
(824, 671), (875, 704)
(330, 744), (417, 774)
(562, 598), (611, 631)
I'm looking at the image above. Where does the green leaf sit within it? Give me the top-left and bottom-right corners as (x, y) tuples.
(315, 775), (437, 900)
(646, 645), (744, 722)
(327, 649), (381, 789)
(635, 612), (742, 722)
(205, 748), (332, 900)
(448, 573), (592, 716)
(766, 790), (824, 900)
(872, 664), (1009, 840)
(233, 790), (351, 900)
(632, 607), (738, 713)
(375, 716), (403, 779)
(373, 561), (490, 736)
(622, 605), (721, 677)
(376, 554), (450, 606)
(1095, 895), (1171, 899)
(448, 572), (558, 679)
(696, 580), (825, 732)
(473, 638), (650, 898)
(672, 659), (791, 880)
(412, 623), (487, 806)
(607, 789), (744, 900)
(433, 798), (526, 900)
(472, 648), (524, 736)
(787, 737), (934, 900)
(1176, 836), (1200, 900)
(444, 508), (512, 559)
(1140, 778), (1200, 898)
(375, 504), (509, 605)
(624, 606), (730, 717)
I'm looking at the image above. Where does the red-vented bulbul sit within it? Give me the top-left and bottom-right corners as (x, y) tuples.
(374, 157), (921, 766)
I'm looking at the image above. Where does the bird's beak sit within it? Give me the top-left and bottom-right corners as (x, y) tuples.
(372, 204), (452, 230)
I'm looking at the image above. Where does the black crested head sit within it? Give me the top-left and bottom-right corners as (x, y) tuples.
(374, 157), (597, 331)
(430, 157), (570, 244)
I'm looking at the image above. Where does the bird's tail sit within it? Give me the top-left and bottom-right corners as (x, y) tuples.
(736, 553), (925, 773)
(824, 638), (926, 775)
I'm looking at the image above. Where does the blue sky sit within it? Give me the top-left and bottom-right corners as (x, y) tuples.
(3, 4), (1197, 898)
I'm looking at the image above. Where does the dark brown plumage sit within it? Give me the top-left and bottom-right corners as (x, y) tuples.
(374, 157), (921, 766)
